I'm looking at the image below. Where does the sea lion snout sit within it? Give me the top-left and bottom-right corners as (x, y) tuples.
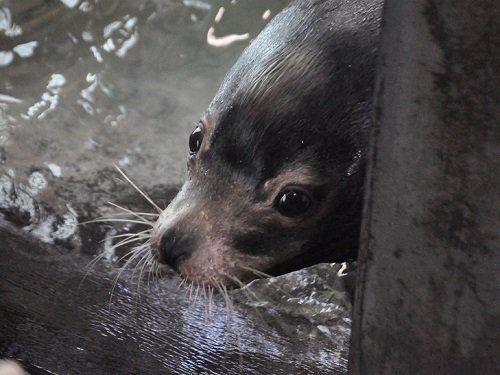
(150, 185), (199, 269)
(150, 180), (275, 286)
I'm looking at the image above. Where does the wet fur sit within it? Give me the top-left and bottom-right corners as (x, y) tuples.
(149, 0), (383, 287)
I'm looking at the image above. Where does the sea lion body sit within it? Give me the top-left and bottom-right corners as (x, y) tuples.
(151, 0), (383, 286)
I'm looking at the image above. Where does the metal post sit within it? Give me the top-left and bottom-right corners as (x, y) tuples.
(349, 0), (500, 373)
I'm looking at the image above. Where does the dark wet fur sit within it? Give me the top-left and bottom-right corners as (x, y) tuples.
(150, 0), (383, 286)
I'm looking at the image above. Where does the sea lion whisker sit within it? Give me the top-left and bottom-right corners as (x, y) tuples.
(117, 244), (146, 274)
(134, 251), (152, 301)
(156, 262), (166, 282)
(219, 280), (234, 315)
(91, 212), (156, 222)
(104, 231), (151, 241)
(134, 250), (149, 279)
(177, 277), (186, 291)
(149, 260), (157, 287)
(131, 244), (152, 266)
(79, 252), (108, 287)
(113, 244), (147, 264)
(85, 251), (107, 270)
(224, 272), (262, 302)
(108, 248), (144, 306)
(207, 284), (214, 318)
(193, 283), (201, 307)
(196, 282), (207, 298)
(102, 229), (151, 242)
(224, 274), (248, 292)
(112, 235), (150, 249)
(80, 218), (154, 226)
(106, 201), (158, 223)
(113, 164), (162, 213)
(146, 254), (155, 287)
(238, 265), (272, 280)
(218, 281), (239, 346)
(191, 282), (201, 307)
(81, 237), (147, 289)
(154, 262), (162, 289)
(186, 281), (194, 300)
(109, 244), (145, 289)
(108, 266), (135, 308)
(198, 282), (211, 319)
(111, 212), (159, 217)
(156, 262), (164, 282)
(204, 279), (220, 320)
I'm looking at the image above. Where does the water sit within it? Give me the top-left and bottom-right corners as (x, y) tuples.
(0, 1), (351, 374)
(1, 0), (286, 213)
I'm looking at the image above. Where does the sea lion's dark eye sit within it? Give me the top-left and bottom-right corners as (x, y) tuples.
(189, 126), (203, 154)
(275, 189), (311, 217)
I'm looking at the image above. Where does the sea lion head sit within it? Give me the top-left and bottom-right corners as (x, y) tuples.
(150, 1), (380, 287)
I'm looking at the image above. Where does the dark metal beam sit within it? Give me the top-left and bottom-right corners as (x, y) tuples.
(350, 0), (500, 373)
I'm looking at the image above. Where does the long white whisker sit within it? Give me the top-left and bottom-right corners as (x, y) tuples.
(107, 201), (157, 224)
(177, 277), (186, 291)
(114, 164), (162, 213)
(193, 284), (201, 306)
(109, 245), (147, 305)
(207, 284), (214, 318)
(134, 250), (152, 304)
(114, 243), (147, 264)
(102, 229), (151, 242)
(80, 218), (154, 226)
(239, 265), (272, 279)
(187, 281), (195, 301)
(80, 252), (107, 287)
(113, 235), (151, 249)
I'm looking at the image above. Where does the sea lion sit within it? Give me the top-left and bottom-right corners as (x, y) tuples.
(150, 0), (383, 287)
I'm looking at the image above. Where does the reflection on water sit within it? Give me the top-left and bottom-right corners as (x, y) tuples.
(0, 0), (286, 179)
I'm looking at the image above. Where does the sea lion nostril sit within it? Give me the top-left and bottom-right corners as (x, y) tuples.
(160, 229), (189, 270)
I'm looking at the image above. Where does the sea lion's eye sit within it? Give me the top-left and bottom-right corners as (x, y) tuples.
(275, 189), (311, 217)
(189, 126), (203, 154)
